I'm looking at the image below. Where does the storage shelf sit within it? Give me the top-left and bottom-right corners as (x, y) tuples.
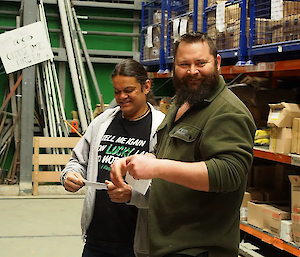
(240, 222), (300, 256)
(254, 146), (300, 167)
(148, 60), (300, 79)
(147, 72), (172, 79)
(221, 60), (300, 78)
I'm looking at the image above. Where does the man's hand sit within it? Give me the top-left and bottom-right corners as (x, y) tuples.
(106, 180), (131, 203)
(125, 154), (157, 180)
(110, 157), (129, 187)
(64, 172), (85, 192)
(110, 154), (157, 186)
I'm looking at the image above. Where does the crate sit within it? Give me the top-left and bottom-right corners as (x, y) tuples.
(140, 0), (167, 66)
(203, 0), (247, 64)
(32, 137), (80, 196)
(248, 0), (300, 61)
(166, 0), (196, 60)
(141, 0), (198, 71)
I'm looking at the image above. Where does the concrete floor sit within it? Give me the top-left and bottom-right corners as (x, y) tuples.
(0, 195), (85, 257)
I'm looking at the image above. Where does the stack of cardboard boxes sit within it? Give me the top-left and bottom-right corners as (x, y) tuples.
(267, 102), (300, 155)
(241, 101), (300, 244)
(243, 194), (292, 243)
(241, 163), (300, 245)
(290, 175), (300, 245)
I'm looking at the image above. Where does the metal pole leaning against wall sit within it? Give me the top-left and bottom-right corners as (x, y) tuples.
(57, 0), (88, 132)
(70, 0), (105, 113)
(38, 0), (69, 136)
(64, 0), (94, 124)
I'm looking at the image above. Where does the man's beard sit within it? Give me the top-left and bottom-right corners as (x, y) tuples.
(173, 67), (220, 107)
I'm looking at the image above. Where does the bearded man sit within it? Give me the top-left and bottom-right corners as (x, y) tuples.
(110, 32), (256, 257)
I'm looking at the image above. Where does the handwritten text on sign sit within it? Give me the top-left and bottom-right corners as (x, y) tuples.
(0, 21), (53, 74)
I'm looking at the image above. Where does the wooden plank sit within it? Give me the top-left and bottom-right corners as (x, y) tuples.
(34, 154), (72, 165)
(31, 171), (61, 183)
(32, 137), (40, 196)
(32, 137), (80, 148)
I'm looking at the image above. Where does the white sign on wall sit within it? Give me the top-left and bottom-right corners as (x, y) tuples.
(216, 1), (226, 32)
(0, 21), (53, 74)
(271, 0), (283, 21)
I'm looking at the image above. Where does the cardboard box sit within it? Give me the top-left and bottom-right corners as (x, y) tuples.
(240, 192), (251, 221)
(283, 0), (300, 16)
(271, 20), (283, 43)
(289, 175), (300, 213)
(292, 213), (300, 246)
(291, 117), (300, 155)
(263, 205), (290, 237)
(240, 190), (264, 221)
(247, 201), (269, 229)
(241, 192), (252, 208)
(254, 18), (272, 45)
(216, 32), (226, 50)
(291, 118), (300, 153)
(283, 14), (300, 41)
(267, 102), (300, 128)
(269, 127), (292, 154)
(280, 220), (293, 242)
(226, 18), (240, 49)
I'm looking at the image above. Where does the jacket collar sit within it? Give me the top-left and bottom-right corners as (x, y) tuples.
(204, 75), (226, 103)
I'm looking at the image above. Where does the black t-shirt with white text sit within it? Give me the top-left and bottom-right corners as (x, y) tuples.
(86, 110), (152, 247)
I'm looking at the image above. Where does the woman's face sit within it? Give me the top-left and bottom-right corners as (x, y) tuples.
(113, 75), (150, 120)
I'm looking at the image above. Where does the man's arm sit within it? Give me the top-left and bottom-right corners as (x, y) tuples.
(110, 154), (209, 192)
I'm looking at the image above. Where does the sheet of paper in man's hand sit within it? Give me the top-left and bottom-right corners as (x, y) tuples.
(125, 173), (151, 195)
(83, 180), (107, 190)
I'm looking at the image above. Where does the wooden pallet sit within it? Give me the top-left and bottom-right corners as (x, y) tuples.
(32, 137), (80, 196)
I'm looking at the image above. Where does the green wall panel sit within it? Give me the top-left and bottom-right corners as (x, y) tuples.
(63, 61), (116, 120)
(88, 62), (115, 105)
(85, 35), (133, 51)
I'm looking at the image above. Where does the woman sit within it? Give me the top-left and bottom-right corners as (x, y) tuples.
(60, 59), (165, 257)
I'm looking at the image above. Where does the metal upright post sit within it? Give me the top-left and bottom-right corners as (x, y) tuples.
(158, 0), (166, 73)
(140, 2), (145, 63)
(237, 0), (247, 66)
(193, 0), (198, 31)
(247, 0), (255, 65)
(202, 0), (208, 32)
(19, 0), (37, 195)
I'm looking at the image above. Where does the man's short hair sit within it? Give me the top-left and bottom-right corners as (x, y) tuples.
(174, 31), (219, 65)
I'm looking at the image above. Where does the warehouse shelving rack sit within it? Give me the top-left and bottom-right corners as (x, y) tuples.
(240, 221), (300, 256)
(221, 59), (300, 256)
(248, 0), (300, 64)
(140, 0), (167, 72)
(140, 0), (198, 72)
(165, 0), (198, 68)
(203, 0), (248, 65)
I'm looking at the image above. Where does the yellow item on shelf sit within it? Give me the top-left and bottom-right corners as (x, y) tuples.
(254, 129), (270, 146)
